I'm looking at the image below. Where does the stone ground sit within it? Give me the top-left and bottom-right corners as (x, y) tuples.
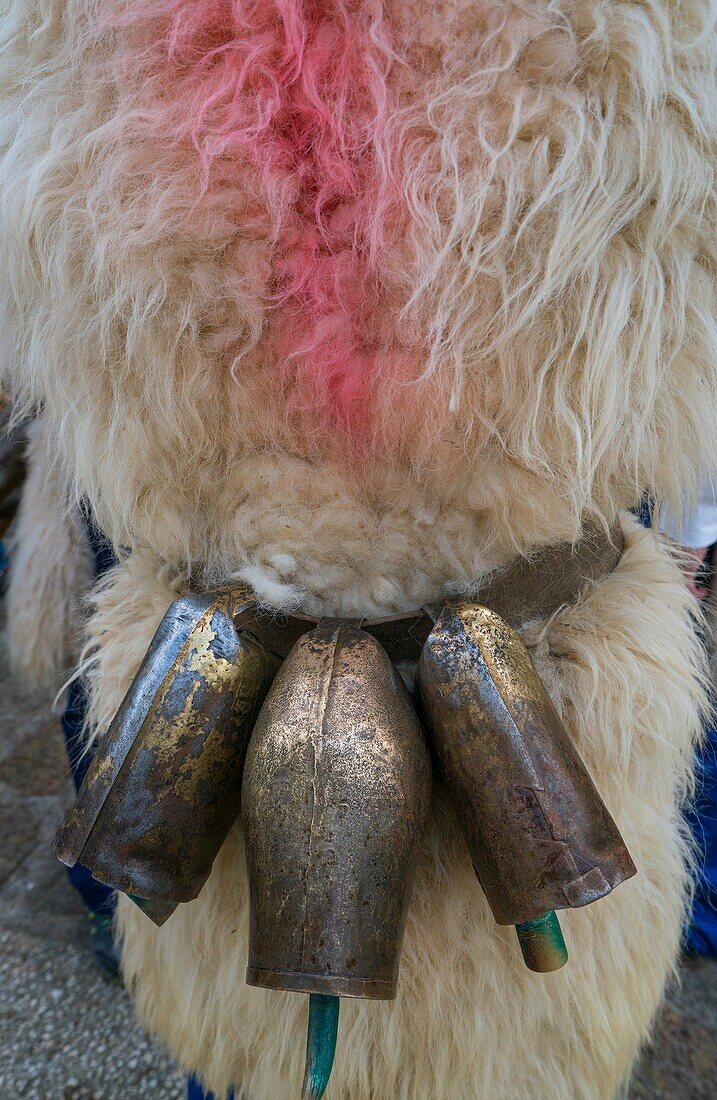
(0, 637), (715, 1099)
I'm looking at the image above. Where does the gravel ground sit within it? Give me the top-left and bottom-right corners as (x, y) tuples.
(0, 627), (715, 1099)
(0, 643), (186, 1100)
(0, 927), (184, 1100)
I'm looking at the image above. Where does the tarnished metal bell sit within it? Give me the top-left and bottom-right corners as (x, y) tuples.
(54, 586), (280, 925)
(242, 620), (431, 1097)
(418, 603), (637, 971)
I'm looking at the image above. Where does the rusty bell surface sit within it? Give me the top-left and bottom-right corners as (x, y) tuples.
(418, 603), (636, 928)
(54, 586), (280, 925)
(242, 619), (432, 1000)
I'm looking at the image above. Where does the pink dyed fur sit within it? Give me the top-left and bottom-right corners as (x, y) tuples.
(112, 1), (399, 438)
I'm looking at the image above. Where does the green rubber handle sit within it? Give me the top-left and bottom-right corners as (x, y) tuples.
(302, 993), (340, 1099)
(515, 910), (568, 972)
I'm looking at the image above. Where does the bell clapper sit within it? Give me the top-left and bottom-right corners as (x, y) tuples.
(301, 993), (340, 1100)
(514, 910), (568, 973)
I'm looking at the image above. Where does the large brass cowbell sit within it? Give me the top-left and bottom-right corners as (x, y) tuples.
(54, 586), (281, 924)
(418, 604), (636, 973)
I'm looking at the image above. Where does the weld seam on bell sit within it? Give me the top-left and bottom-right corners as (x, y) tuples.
(245, 969), (397, 999)
(562, 866), (614, 906)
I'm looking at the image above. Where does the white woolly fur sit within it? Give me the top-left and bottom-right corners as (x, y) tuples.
(0, 0), (714, 588)
(0, 0), (715, 1096)
(6, 416), (93, 694)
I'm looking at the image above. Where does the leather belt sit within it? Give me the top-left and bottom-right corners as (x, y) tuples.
(234, 520), (624, 663)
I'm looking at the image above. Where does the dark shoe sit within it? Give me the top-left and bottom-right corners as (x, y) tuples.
(87, 910), (121, 981)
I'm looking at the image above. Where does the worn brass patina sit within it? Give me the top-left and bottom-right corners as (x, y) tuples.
(54, 586), (280, 925)
(243, 620), (432, 999)
(418, 604), (636, 935)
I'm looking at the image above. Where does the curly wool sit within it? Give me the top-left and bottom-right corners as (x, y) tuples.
(0, 1), (715, 578)
(104, 0), (400, 439)
(5, 417), (93, 695)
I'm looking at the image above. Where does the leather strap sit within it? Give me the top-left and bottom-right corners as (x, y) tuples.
(235, 520), (624, 664)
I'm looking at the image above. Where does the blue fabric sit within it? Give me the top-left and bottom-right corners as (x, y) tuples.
(60, 505), (116, 915)
(684, 724), (717, 956)
(187, 1076), (234, 1100)
(61, 676), (95, 792)
(61, 674), (116, 917)
(634, 492), (654, 530)
(65, 860), (116, 918)
(80, 500), (116, 577)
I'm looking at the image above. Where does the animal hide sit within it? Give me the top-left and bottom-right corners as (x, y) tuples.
(0, 1), (715, 1097)
(6, 417), (92, 694)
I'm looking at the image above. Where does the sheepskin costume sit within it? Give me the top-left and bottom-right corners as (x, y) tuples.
(1, 2), (716, 1098)
(5, 416), (93, 695)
